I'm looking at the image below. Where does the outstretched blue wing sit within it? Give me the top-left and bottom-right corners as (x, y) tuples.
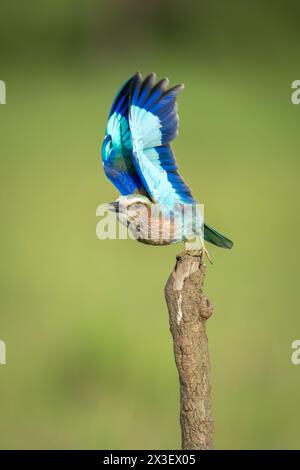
(128, 73), (195, 209)
(102, 73), (144, 195)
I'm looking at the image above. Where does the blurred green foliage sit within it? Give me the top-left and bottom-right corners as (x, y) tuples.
(0, 0), (300, 450)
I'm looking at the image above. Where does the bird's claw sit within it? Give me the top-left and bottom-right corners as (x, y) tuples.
(200, 247), (213, 264)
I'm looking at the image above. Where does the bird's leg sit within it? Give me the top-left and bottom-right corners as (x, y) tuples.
(200, 236), (213, 264)
(185, 236), (213, 264)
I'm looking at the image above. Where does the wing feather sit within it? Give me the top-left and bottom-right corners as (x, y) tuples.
(129, 74), (195, 208)
(102, 73), (145, 195)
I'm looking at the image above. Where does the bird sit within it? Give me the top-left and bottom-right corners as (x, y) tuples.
(101, 72), (233, 260)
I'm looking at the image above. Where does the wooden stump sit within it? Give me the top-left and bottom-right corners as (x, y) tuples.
(164, 250), (214, 450)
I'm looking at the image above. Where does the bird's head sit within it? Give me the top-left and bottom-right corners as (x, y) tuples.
(108, 195), (151, 226)
(107, 195), (186, 245)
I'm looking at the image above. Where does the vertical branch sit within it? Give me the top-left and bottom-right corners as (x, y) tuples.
(164, 250), (214, 450)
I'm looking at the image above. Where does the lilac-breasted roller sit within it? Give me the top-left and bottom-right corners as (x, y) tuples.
(101, 72), (233, 259)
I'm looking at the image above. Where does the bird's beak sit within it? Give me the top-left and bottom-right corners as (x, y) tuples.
(107, 201), (119, 213)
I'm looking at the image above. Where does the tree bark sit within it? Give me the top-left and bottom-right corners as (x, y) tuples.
(164, 250), (214, 450)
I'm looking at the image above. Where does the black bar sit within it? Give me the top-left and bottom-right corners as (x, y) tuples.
(0, 450), (298, 467)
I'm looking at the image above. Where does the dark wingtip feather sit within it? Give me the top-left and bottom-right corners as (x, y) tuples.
(153, 78), (169, 93)
(108, 73), (143, 118)
(147, 72), (157, 82)
(176, 83), (185, 92)
(137, 73), (157, 104)
(163, 83), (185, 97)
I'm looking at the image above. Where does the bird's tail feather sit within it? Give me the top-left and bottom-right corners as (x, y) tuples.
(204, 223), (233, 249)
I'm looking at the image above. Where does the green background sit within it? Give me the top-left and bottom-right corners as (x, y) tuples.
(0, 0), (300, 449)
